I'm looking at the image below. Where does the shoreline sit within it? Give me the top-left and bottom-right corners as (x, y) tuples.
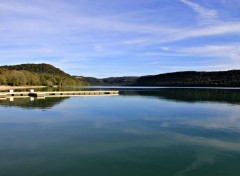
(0, 86), (46, 91)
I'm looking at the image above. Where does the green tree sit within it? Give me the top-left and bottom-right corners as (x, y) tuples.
(0, 75), (6, 85)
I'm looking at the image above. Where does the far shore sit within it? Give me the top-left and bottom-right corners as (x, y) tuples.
(0, 86), (47, 91)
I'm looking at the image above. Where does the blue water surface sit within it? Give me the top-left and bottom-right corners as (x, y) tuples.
(0, 88), (240, 176)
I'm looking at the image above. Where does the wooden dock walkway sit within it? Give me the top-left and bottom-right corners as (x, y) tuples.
(0, 90), (119, 99)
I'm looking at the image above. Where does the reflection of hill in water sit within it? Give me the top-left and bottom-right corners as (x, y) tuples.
(0, 97), (69, 109)
(122, 88), (240, 104)
(1, 88), (240, 109)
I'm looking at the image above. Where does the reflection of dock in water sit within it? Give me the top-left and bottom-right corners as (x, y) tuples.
(0, 89), (119, 101)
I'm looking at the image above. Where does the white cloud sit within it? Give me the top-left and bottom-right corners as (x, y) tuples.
(177, 44), (240, 65)
(184, 22), (240, 38)
(0, 1), (239, 45)
(0, 0), (240, 76)
(123, 38), (149, 45)
(160, 47), (170, 51)
(121, 22), (240, 47)
(179, 0), (218, 24)
(143, 43), (240, 71)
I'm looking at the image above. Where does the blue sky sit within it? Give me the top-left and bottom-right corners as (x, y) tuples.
(0, 0), (240, 77)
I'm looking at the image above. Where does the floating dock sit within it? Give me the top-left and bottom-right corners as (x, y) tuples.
(0, 90), (119, 99)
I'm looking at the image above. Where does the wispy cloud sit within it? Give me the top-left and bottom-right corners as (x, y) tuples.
(143, 43), (240, 72)
(121, 22), (240, 47)
(0, 0), (239, 76)
(179, 0), (218, 24)
(177, 44), (240, 66)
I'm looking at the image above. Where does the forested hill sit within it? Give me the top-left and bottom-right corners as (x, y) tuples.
(134, 70), (240, 87)
(1, 63), (240, 87)
(78, 70), (240, 87)
(80, 76), (139, 86)
(2, 63), (70, 76)
(0, 63), (88, 86)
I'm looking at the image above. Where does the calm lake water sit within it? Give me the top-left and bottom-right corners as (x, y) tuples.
(1, 87), (240, 176)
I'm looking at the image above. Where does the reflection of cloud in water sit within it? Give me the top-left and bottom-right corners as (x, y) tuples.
(160, 122), (169, 128)
(138, 103), (240, 132)
(89, 125), (240, 154)
(55, 130), (240, 155)
(176, 150), (215, 176)
(177, 113), (240, 131)
(170, 132), (240, 153)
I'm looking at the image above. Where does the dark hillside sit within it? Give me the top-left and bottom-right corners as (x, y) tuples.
(134, 70), (240, 87)
(80, 76), (139, 86)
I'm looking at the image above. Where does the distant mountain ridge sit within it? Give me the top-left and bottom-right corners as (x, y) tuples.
(80, 76), (139, 86)
(1, 63), (240, 87)
(134, 70), (240, 87)
(79, 70), (240, 87)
